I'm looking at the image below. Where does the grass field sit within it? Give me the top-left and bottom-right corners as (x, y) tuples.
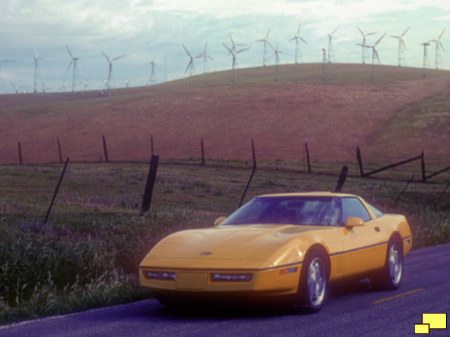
(0, 160), (449, 322)
(0, 63), (449, 322)
(0, 63), (449, 165)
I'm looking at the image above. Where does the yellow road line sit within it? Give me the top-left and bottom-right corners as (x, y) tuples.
(371, 288), (424, 304)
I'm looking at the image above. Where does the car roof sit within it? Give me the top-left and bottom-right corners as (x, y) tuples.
(257, 192), (358, 198)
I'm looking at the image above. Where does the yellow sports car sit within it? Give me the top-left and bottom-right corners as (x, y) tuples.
(139, 192), (412, 312)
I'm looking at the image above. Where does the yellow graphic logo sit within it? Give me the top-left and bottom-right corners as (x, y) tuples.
(415, 313), (447, 334)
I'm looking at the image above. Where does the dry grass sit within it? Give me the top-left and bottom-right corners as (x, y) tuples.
(0, 63), (449, 168)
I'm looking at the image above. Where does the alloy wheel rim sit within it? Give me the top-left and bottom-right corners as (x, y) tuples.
(307, 257), (326, 305)
(389, 244), (402, 285)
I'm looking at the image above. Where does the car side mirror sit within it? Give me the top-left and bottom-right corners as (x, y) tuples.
(345, 216), (365, 228)
(214, 216), (227, 226)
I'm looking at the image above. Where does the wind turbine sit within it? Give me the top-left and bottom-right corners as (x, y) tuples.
(391, 27), (410, 67)
(101, 51), (125, 96)
(223, 43), (250, 82)
(82, 77), (90, 90)
(66, 46), (79, 95)
(421, 42), (430, 77)
(196, 41), (214, 73)
(0, 59), (14, 91)
(327, 28), (338, 63)
(256, 28), (272, 66)
(10, 81), (26, 94)
(356, 27), (377, 64)
(429, 29), (446, 69)
(183, 44), (198, 77)
(228, 34), (247, 53)
(269, 45), (286, 81)
(269, 45), (286, 65)
(32, 47), (42, 94)
(290, 24), (307, 64)
(358, 33), (386, 80)
(146, 58), (159, 85)
(124, 78), (133, 88)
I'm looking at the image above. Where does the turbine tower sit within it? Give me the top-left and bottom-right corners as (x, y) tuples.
(32, 47), (42, 94)
(256, 28), (272, 66)
(391, 27), (410, 67)
(421, 42), (430, 77)
(429, 29), (446, 69)
(327, 28), (338, 63)
(223, 43), (250, 82)
(322, 48), (327, 81)
(356, 27), (377, 64)
(197, 41), (214, 73)
(290, 24), (307, 64)
(101, 51), (125, 96)
(66, 46), (79, 95)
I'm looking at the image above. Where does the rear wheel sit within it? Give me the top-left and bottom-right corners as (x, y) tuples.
(298, 250), (328, 313)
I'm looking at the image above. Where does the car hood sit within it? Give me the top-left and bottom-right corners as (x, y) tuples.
(140, 224), (332, 270)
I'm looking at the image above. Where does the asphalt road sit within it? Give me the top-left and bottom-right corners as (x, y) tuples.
(1, 243), (449, 337)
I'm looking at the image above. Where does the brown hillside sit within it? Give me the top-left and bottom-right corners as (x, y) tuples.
(1, 64), (449, 166)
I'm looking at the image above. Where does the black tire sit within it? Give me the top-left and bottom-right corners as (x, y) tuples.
(297, 250), (328, 313)
(371, 238), (403, 290)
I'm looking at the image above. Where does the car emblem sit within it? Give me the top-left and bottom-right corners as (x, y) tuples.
(200, 251), (212, 256)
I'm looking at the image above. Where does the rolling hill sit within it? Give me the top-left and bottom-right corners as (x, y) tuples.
(1, 63), (449, 166)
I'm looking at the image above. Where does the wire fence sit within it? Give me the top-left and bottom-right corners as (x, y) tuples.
(2, 134), (449, 183)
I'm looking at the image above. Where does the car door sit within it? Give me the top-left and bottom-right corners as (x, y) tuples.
(340, 197), (386, 277)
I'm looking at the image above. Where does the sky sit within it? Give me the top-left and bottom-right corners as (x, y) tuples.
(1, 0), (449, 94)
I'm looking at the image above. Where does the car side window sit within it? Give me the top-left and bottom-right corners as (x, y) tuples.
(341, 197), (371, 224)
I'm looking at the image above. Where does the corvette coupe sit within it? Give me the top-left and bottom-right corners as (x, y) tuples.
(139, 192), (412, 312)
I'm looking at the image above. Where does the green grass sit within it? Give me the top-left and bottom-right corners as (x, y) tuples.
(0, 160), (449, 323)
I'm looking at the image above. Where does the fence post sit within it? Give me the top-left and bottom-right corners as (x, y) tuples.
(150, 134), (154, 155)
(18, 142), (23, 165)
(335, 166), (348, 192)
(57, 137), (63, 163)
(201, 138), (205, 165)
(238, 139), (257, 208)
(421, 151), (426, 182)
(44, 157), (70, 224)
(102, 135), (109, 162)
(305, 142), (311, 173)
(141, 154), (159, 215)
(356, 146), (364, 177)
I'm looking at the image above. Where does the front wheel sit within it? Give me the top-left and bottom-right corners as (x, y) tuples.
(297, 250), (328, 313)
(371, 238), (403, 290)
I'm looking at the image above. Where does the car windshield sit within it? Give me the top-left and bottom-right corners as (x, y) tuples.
(221, 196), (343, 226)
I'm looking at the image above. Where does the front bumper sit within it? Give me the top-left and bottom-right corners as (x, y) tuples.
(139, 263), (302, 297)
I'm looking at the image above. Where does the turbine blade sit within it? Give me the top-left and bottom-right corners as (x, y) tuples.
(439, 28), (446, 40)
(374, 49), (380, 64)
(66, 46), (73, 58)
(182, 44), (192, 57)
(236, 47), (250, 54)
(66, 60), (73, 73)
(266, 28), (271, 38)
(101, 51), (110, 61)
(357, 26), (364, 36)
(223, 43), (232, 53)
(297, 24), (301, 35)
(375, 33), (386, 46)
(112, 55), (125, 62)
(401, 27), (410, 37)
